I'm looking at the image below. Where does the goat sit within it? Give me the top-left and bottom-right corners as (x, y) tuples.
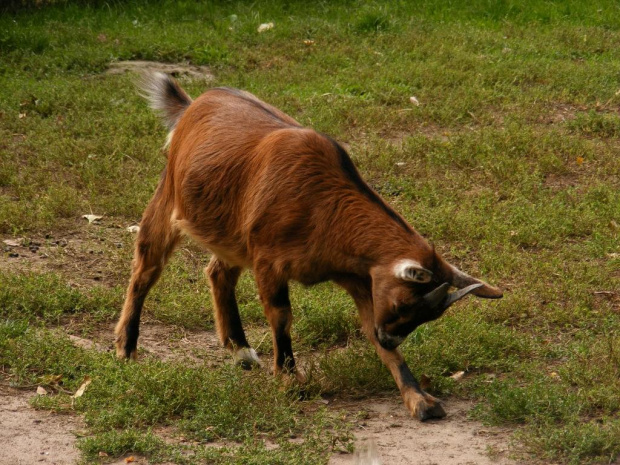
(114, 73), (503, 420)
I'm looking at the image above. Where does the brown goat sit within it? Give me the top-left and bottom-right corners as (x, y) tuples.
(115, 73), (503, 420)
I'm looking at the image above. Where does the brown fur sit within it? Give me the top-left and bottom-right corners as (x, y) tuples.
(115, 76), (503, 420)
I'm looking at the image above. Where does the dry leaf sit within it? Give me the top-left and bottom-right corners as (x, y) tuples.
(19, 113), (26, 119)
(98, 452), (109, 457)
(409, 96), (420, 106)
(126, 225), (140, 233)
(450, 371), (466, 381)
(420, 374), (432, 390)
(36, 386), (48, 396)
(550, 372), (560, 380)
(3, 239), (22, 247)
(125, 456), (135, 463)
(257, 22), (274, 33)
(72, 376), (92, 399)
(303, 39), (315, 45)
(82, 214), (103, 224)
(576, 156), (584, 165)
(609, 220), (619, 232)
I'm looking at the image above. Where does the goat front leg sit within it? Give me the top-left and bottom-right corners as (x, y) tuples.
(336, 277), (446, 421)
(374, 340), (446, 420)
(255, 270), (305, 384)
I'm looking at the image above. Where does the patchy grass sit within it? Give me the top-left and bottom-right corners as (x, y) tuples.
(1, 0), (619, 463)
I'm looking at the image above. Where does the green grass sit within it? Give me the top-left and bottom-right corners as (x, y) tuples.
(1, 0), (620, 463)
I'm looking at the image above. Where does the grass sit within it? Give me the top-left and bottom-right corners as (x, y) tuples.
(1, 0), (619, 463)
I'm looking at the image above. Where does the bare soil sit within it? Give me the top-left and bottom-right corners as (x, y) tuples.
(0, 384), (519, 465)
(106, 61), (214, 81)
(89, 322), (228, 367)
(330, 398), (518, 465)
(0, 389), (83, 465)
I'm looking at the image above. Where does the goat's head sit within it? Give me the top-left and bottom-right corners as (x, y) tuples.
(370, 252), (503, 350)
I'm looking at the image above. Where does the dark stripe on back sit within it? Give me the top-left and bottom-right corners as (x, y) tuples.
(214, 87), (298, 127)
(326, 135), (412, 233)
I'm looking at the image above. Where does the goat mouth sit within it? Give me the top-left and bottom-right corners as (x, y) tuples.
(376, 328), (405, 350)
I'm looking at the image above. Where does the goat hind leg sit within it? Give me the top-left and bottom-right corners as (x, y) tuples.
(206, 256), (260, 368)
(115, 208), (179, 359)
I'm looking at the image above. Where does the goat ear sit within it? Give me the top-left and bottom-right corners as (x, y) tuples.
(393, 259), (433, 283)
(435, 254), (503, 299)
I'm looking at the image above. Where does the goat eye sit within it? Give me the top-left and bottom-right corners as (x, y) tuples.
(395, 304), (409, 315)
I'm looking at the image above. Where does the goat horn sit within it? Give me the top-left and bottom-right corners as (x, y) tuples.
(422, 282), (450, 308)
(442, 283), (483, 308)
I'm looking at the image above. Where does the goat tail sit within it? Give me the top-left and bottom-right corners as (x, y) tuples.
(138, 72), (193, 131)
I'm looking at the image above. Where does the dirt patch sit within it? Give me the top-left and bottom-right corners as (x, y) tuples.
(133, 322), (226, 365)
(0, 390), (83, 465)
(1, 221), (136, 288)
(546, 103), (580, 125)
(542, 172), (580, 191)
(1, 219), (210, 290)
(329, 398), (519, 465)
(90, 322), (228, 367)
(106, 61), (214, 80)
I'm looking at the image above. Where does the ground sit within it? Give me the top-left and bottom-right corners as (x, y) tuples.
(1, 1), (620, 464)
(1, 229), (519, 464)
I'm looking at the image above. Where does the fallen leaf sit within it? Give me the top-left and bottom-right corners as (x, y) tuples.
(550, 372), (560, 380)
(257, 22), (274, 33)
(450, 371), (466, 381)
(607, 252), (620, 259)
(126, 225), (140, 233)
(82, 214), (103, 224)
(420, 374), (432, 390)
(98, 451), (109, 457)
(576, 156), (584, 165)
(303, 39), (315, 45)
(36, 386), (48, 396)
(72, 376), (92, 399)
(125, 456), (135, 463)
(3, 239), (22, 247)
(19, 112), (26, 119)
(409, 96), (420, 106)
(609, 220), (619, 232)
